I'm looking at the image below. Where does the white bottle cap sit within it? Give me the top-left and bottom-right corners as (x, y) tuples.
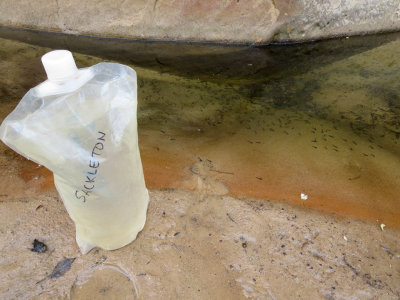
(41, 50), (78, 82)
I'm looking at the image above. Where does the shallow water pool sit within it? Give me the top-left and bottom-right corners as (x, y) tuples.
(0, 27), (399, 228)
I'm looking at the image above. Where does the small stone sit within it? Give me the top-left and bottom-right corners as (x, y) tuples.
(31, 239), (47, 253)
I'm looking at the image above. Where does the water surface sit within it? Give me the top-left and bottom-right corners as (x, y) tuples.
(0, 27), (399, 228)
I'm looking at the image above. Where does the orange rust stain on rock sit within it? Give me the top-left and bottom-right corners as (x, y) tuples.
(224, 175), (400, 230)
(141, 150), (189, 190)
(18, 160), (54, 192)
(140, 149), (400, 230)
(12, 148), (400, 230)
(208, 164), (400, 230)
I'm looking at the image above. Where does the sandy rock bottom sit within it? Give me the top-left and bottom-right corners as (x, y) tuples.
(0, 188), (398, 299)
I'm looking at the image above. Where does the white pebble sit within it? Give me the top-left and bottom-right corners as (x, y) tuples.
(300, 193), (308, 200)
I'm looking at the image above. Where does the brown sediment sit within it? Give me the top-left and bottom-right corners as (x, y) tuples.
(10, 139), (400, 230)
(141, 150), (190, 190)
(139, 144), (400, 230)
(18, 161), (54, 192)
(224, 170), (400, 230)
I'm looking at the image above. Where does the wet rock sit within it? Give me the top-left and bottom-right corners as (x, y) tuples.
(70, 267), (136, 299)
(0, 0), (399, 43)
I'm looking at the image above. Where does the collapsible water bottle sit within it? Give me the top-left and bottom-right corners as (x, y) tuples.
(0, 50), (149, 254)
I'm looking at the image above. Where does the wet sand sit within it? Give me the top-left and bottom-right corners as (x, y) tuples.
(0, 37), (399, 298)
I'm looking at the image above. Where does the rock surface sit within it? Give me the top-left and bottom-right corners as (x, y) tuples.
(0, 0), (399, 43)
(1, 189), (399, 299)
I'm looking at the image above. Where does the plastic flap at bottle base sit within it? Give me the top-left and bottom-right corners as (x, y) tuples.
(0, 50), (149, 254)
